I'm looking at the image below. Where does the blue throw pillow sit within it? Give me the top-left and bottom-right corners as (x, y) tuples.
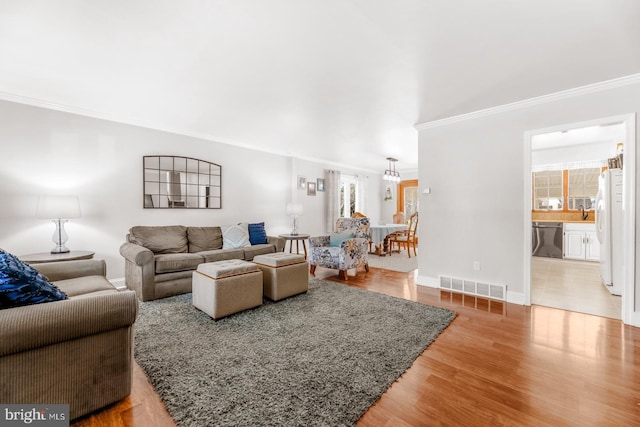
(0, 250), (68, 310)
(329, 232), (354, 247)
(248, 222), (268, 245)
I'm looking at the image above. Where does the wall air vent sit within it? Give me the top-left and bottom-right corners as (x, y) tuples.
(438, 275), (506, 301)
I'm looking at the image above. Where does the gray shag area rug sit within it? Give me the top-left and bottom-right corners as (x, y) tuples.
(367, 252), (418, 272)
(134, 278), (455, 427)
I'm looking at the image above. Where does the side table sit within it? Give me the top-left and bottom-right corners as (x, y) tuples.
(18, 250), (95, 264)
(278, 234), (310, 260)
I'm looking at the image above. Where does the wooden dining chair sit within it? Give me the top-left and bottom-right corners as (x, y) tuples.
(392, 211), (405, 224)
(389, 212), (418, 258)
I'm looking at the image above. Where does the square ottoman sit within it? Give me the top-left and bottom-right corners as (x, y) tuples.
(252, 253), (308, 301)
(192, 259), (263, 319)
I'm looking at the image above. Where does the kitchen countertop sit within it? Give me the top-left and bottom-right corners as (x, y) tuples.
(533, 219), (595, 224)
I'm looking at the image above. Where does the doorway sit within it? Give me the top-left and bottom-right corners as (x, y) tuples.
(398, 179), (418, 218)
(523, 114), (637, 325)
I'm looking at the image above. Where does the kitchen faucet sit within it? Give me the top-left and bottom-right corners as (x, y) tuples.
(579, 205), (589, 221)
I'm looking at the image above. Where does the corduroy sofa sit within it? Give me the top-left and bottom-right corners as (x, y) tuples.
(0, 259), (138, 420)
(119, 225), (286, 301)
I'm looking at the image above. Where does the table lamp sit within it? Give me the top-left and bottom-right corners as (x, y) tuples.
(286, 202), (303, 235)
(36, 195), (81, 254)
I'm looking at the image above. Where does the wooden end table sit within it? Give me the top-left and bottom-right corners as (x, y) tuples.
(18, 250), (95, 264)
(279, 234), (310, 260)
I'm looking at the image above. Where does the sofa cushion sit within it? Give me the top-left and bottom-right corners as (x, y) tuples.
(130, 226), (188, 254)
(248, 222), (268, 245)
(0, 250), (68, 309)
(187, 227), (223, 252)
(55, 276), (117, 297)
(243, 244), (276, 261)
(154, 253), (204, 274)
(221, 224), (251, 249)
(199, 248), (245, 263)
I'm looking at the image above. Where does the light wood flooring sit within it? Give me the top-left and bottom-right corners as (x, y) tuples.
(72, 267), (640, 426)
(532, 257), (621, 319)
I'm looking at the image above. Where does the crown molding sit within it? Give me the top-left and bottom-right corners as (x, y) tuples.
(415, 73), (640, 131)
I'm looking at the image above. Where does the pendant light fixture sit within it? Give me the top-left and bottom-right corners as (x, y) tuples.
(383, 157), (400, 182)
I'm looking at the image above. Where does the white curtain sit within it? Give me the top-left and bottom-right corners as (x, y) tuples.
(325, 169), (340, 232)
(356, 174), (368, 216)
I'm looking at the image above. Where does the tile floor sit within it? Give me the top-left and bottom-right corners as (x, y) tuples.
(531, 256), (621, 319)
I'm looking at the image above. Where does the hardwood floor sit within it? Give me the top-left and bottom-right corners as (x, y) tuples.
(72, 267), (640, 426)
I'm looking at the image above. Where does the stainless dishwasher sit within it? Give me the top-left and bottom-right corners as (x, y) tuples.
(532, 222), (563, 258)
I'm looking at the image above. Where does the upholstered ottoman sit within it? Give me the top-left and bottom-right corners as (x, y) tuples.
(252, 253), (308, 301)
(192, 260), (263, 319)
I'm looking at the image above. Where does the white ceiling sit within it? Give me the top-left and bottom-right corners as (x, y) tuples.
(1, 0), (639, 173)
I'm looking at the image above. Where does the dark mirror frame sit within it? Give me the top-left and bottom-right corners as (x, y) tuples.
(143, 155), (222, 209)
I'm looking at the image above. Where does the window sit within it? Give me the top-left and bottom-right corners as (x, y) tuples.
(533, 167), (602, 211)
(533, 170), (563, 210)
(567, 167), (600, 210)
(340, 174), (358, 217)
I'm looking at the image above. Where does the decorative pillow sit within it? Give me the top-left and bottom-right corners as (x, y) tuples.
(329, 232), (354, 247)
(0, 250), (68, 310)
(221, 224), (251, 249)
(248, 222), (268, 245)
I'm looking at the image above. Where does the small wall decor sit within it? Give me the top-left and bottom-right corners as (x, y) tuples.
(384, 186), (392, 201)
(307, 182), (316, 196)
(143, 155), (221, 209)
(297, 176), (307, 190)
(317, 178), (325, 192)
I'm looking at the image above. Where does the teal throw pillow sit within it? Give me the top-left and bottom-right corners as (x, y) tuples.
(0, 250), (68, 310)
(329, 232), (354, 247)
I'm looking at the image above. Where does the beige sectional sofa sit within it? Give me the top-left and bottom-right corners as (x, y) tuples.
(119, 225), (286, 301)
(0, 259), (138, 420)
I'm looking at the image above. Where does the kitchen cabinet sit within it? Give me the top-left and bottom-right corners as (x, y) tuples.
(563, 223), (599, 261)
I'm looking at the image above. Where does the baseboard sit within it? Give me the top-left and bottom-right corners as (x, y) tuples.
(506, 291), (526, 305)
(416, 275), (439, 288)
(109, 277), (126, 291)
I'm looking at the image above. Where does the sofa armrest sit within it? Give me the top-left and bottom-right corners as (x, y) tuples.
(120, 242), (156, 301)
(0, 290), (138, 357)
(309, 236), (330, 247)
(34, 259), (106, 282)
(119, 242), (154, 266)
(267, 235), (286, 252)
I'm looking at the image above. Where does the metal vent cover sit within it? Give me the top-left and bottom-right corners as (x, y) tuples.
(439, 275), (506, 301)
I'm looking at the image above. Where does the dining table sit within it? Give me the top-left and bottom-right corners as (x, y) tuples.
(369, 223), (408, 256)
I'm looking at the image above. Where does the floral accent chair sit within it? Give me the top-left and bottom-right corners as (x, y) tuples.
(309, 217), (370, 280)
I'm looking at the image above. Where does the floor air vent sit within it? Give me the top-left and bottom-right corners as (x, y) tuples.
(439, 275), (506, 301)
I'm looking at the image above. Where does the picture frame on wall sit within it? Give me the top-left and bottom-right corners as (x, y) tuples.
(317, 178), (325, 192)
(307, 182), (316, 196)
(297, 175), (307, 190)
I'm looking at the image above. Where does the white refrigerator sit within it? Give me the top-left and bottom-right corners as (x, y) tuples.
(595, 169), (623, 295)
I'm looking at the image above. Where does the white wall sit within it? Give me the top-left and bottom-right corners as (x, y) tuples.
(532, 141), (618, 167)
(416, 79), (640, 308)
(0, 100), (380, 279)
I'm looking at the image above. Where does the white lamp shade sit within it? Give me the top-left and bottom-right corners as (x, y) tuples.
(37, 195), (81, 219)
(286, 202), (303, 216)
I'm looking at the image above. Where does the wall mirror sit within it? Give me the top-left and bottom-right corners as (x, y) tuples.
(143, 156), (221, 209)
